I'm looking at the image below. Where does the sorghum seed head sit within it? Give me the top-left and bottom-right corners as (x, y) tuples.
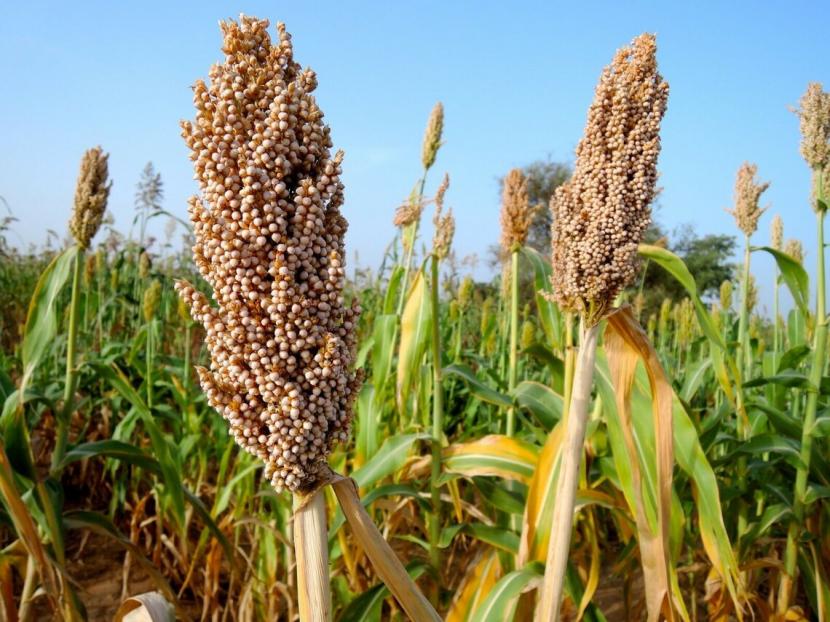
(500, 168), (531, 253)
(143, 280), (162, 323)
(719, 280), (733, 313)
(770, 214), (783, 250)
(178, 16), (361, 494)
(795, 82), (830, 171)
(69, 146), (111, 249)
(458, 275), (474, 309)
(727, 162), (769, 238)
(520, 320), (535, 349)
(744, 274), (757, 315)
(422, 102), (444, 171)
(784, 238), (804, 264)
(549, 33), (669, 325)
(432, 174), (454, 259)
(139, 251), (151, 280)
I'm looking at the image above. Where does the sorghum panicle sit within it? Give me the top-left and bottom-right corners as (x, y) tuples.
(771, 214), (783, 250)
(69, 146), (111, 249)
(432, 174), (454, 259)
(795, 82), (830, 171)
(422, 102), (444, 171)
(785, 238), (804, 264)
(500, 168), (531, 253)
(549, 34), (669, 324)
(177, 16), (362, 493)
(727, 162), (769, 237)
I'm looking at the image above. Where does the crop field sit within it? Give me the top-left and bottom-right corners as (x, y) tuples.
(1, 10), (829, 622)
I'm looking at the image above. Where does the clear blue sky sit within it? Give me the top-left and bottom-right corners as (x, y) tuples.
(2, 1), (829, 313)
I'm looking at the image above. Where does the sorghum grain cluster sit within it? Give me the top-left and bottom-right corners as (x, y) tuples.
(176, 16), (361, 493)
(432, 174), (454, 259)
(69, 147), (111, 249)
(796, 83), (830, 171)
(500, 168), (531, 253)
(549, 34), (669, 324)
(728, 162), (769, 237)
(422, 102), (444, 171)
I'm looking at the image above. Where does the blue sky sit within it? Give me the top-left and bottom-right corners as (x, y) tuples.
(1, 1), (828, 313)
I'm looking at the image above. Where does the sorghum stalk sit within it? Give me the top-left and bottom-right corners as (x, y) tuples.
(427, 178), (453, 581)
(778, 81), (830, 613)
(771, 216), (783, 363)
(54, 147), (111, 471)
(501, 168), (531, 437)
(727, 162), (769, 537)
(538, 33), (668, 621)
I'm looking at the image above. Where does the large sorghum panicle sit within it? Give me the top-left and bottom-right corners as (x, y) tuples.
(796, 82), (830, 171)
(549, 34), (669, 325)
(69, 146), (111, 249)
(500, 168), (531, 253)
(176, 16), (362, 494)
(727, 162), (769, 237)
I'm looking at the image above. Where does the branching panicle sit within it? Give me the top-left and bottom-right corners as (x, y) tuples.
(177, 16), (361, 493)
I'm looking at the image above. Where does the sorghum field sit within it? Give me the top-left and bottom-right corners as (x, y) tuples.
(1, 12), (829, 622)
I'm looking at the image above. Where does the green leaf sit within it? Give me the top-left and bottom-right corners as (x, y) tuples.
(338, 561), (430, 622)
(511, 380), (563, 430)
(778, 344), (811, 372)
(351, 433), (429, 489)
(444, 364), (513, 409)
(93, 363), (186, 532)
(21, 247), (79, 390)
(522, 247), (563, 349)
(473, 562), (543, 622)
(753, 246), (810, 317)
(638, 244), (724, 349)
(55, 440), (160, 474)
(731, 434), (805, 470)
(743, 370), (812, 389)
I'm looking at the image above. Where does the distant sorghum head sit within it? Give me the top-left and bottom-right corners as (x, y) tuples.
(422, 102), (444, 171)
(69, 147), (111, 249)
(139, 251), (151, 280)
(727, 162), (769, 238)
(143, 280), (162, 324)
(432, 174), (454, 259)
(392, 196), (423, 229)
(500, 168), (531, 253)
(549, 34), (669, 324)
(795, 83), (830, 171)
(458, 275), (474, 309)
(785, 238), (804, 264)
(744, 273), (758, 315)
(177, 16), (362, 494)
(770, 214), (783, 250)
(719, 280), (733, 313)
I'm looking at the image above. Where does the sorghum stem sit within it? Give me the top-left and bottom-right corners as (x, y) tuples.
(294, 489), (332, 622)
(780, 194), (827, 612)
(537, 320), (600, 621)
(506, 249), (520, 437)
(428, 254), (444, 577)
(53, 247), (84, 471)
(735, 235), (751, 537)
